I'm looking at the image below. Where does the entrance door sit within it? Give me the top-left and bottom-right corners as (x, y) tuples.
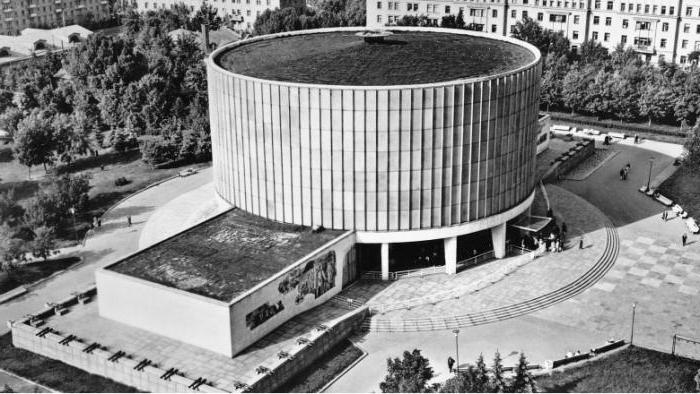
(342, 246), (358, 288)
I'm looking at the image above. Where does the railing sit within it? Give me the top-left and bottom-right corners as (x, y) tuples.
(360, 245), (535, 281)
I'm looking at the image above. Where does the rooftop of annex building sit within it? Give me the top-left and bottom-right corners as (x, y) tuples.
(107, 208), (346, 302)
(215, 30), (536, 86)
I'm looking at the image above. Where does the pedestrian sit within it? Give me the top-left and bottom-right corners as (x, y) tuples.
(579, 237), (584, 249)
(127, 216), (132, 227)
(634, 134), (639, 144)
(562, 222), (568, 233)
(98, 219), (102, 228)
(662, 211), (666, 221)
(521, 239), (526, 249)
(447, 356), (455, 373)
(620, 168), (625, 180)
(682, 233), (688, 247)
(100, 164), (105, 171)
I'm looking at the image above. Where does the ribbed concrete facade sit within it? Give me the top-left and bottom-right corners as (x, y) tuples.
(206, 27), (541, 234)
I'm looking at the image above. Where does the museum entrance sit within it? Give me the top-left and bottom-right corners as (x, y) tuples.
(456, 229), (493, 261)
(389, 239), (444, 271)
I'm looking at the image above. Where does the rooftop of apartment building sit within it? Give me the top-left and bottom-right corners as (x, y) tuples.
(217, 30), (535, 85)
(107, 208), (346, 302)
(0, 24), (91, 63)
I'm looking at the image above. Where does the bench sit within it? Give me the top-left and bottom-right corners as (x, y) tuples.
(672, 204), (684, 214)
(686, 218), (699, 234)
(655, 194), (673, 206)
(607, 131), (626, 139)
(646, 188), (656, 196)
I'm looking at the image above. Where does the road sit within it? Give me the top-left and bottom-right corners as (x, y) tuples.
(559, 142), (677, 227)
(0, 168), (215, 334)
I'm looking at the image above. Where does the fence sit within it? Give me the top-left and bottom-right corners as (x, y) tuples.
(671, 334), (700, 360)
(360, 245), (535, 281)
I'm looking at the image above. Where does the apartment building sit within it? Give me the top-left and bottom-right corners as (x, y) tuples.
(135, 0), (304, 31)
(368, 0), (700, 65)
(0, 0), (110, 35)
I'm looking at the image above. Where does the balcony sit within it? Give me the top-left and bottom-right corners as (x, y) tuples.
(74, 3), (85, 8)
(54, 0), (61, 3)
(4, 16), (12, 20)
(633, 44), (655, 54)
(28, 3), (36, 7)
(1, 0), (10, 4)
(29, 11), (36, 16)
(55, 7), (61, 11)
(2, 7), (12, 12)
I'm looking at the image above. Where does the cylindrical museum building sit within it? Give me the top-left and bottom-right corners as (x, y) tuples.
(207, 27), (542, 278)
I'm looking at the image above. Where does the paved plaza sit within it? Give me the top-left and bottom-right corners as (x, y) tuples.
(329, 138), (700, 391)
(356, 184), (611, 325)
(40, 294), (365, 392)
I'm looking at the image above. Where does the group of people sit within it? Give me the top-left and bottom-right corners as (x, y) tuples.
(619, 162), (631, 180)
(520, 221), (568, 254)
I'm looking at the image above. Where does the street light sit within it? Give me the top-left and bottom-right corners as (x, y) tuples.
(452, 329), (460, 374)
(647, 157), (655, 190)
(69, 207), (77, 244)
(630, 302), (637, 345)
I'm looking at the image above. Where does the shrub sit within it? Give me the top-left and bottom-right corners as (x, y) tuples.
(114, 177), (130, 187)
(140, 135), (179, 165)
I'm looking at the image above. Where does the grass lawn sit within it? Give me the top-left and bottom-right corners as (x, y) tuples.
(536, 346), (700, 393)
(274, 340), (364, 393)
(0, 256), (81, 294)
(0, 333), (137, 392)
(221, 31), (534, 85)
(0, 144), (210, 247)
(657, 165), (700, 220)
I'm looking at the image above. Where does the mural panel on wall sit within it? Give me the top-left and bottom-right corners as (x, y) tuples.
(278, 251), (336, 304)
(246, 301), (285, 330)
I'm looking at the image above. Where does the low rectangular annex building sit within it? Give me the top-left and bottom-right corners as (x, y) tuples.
(97, 208), (356, 357)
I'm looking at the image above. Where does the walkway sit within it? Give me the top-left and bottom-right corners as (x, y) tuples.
(0, 168), (227, 334)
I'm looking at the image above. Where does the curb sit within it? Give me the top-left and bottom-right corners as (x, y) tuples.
(0, 367), (57, 392)
(80, 163), (212, 246)
(0, 287), (27, 305)
(562, 149), (619, 181)
(320, 339), (369, 393)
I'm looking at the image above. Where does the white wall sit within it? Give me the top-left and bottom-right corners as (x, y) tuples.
(97, 269), (233, 357)
(228, 232), (356, 355)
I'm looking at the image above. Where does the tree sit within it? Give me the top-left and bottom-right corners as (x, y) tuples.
(32, 226), (56, 261)
(455, 9), (465, 29)
(561, 64), (592, 115)
(0, 190), (25, 227)
(511, 353), (537, 393)
(53, 113), (91, 168)
(380, 349), (434, 393)
(510, 17), (570, 58)
(1, 383), (14, 393)
(0, 107), (24, 139)
(0, 90), (14, 113)
(473, 354), (490, 392)
(190, 3), (222, 30)
(683, 126), (700, 168)
(440, 14), (457, 28)
(490, 351), (506, 393)
(13, 111), (55, 177)
(441, 365), (479, 393)
(578, 39), (610, 65)
(0, 223), (27, 271)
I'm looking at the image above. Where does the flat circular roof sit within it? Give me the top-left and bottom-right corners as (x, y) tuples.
(215, 30), (536, 86)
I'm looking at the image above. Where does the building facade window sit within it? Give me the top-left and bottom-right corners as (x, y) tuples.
(622, 19), (628, 28)
(660, 38), (666, 48)
(604, 32), (610, 41)
(605, 17), (611, 26)
(621, 35), (627, 44)
(592, 31), (598, 40)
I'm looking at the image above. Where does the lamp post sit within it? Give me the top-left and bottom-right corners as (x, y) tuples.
(647, 157), (655, 190)
(630, 302), (637, 345)
(452, 329), (460, 374)
(69, 207), (77, 243)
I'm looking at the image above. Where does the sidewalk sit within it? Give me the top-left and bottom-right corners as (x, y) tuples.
(0, 168), (222, 334)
